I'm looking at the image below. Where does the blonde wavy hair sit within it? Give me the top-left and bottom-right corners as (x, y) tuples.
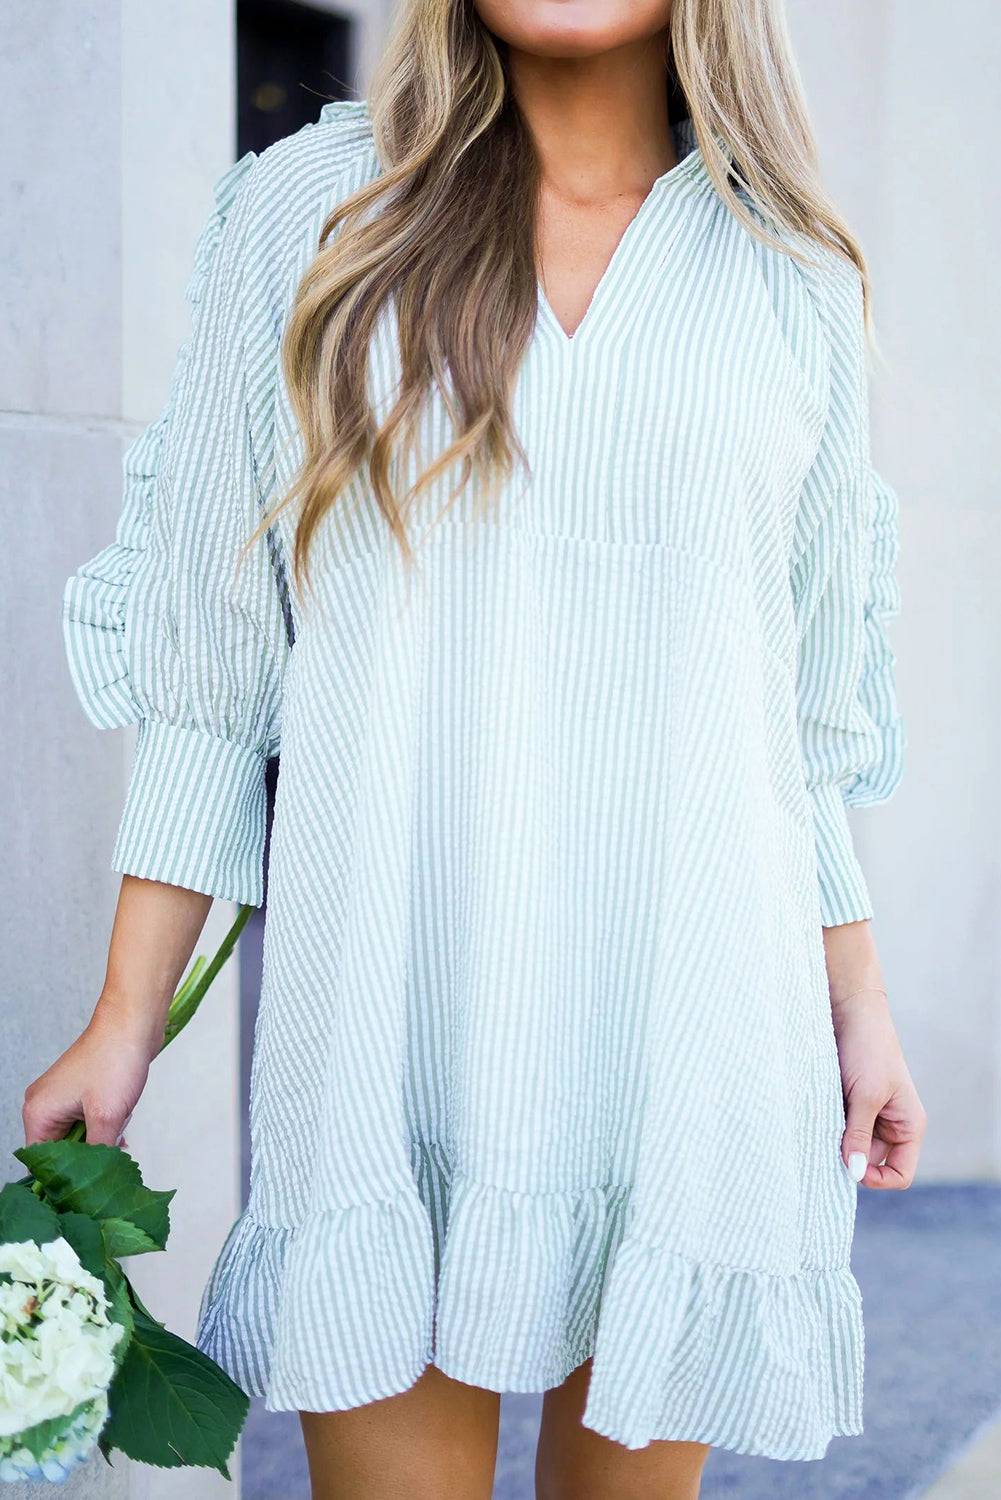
(271, 0), (870, 583)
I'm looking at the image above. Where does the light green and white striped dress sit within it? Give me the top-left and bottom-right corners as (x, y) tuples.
(62, 100), (904, 1460)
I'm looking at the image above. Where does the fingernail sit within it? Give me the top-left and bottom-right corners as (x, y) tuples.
(848, 1152), (868, 1182)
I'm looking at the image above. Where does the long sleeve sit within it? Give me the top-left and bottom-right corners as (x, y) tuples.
(791, 258), (905, 927)
(62, 151), (291, 907)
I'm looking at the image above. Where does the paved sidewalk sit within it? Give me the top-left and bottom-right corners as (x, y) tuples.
(915, 1416), (1001, 1500)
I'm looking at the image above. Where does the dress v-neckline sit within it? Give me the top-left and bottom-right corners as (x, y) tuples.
(534, 131), (709, 352)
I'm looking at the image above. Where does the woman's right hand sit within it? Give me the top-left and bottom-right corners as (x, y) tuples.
(22, 873), (214, 1148)
(22, 999), (161, 1147)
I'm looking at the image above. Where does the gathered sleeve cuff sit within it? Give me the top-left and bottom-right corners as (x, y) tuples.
(807, 784), (875, 926)
(111, 721), (269, 906)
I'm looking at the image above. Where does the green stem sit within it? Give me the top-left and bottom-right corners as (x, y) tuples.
(170, 955), (207, 1011)
(161, 904), (253, 1049)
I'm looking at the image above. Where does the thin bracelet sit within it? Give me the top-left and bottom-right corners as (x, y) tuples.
(833, 985), (888, 1004)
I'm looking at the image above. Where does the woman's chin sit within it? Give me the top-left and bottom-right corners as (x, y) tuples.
(475, 0), (672, 60)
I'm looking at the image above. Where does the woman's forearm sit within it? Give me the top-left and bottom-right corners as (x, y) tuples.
(822, 917), (885, 1010)
(22, 875), (214, 1146)
(98, 875), (214, 1051)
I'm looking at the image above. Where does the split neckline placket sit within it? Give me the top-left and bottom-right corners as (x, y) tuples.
(533, 126), (717, 356)
(323, 100), (722, 360)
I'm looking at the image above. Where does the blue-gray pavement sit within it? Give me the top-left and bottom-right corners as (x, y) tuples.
(240, 1183), (1001, 1500)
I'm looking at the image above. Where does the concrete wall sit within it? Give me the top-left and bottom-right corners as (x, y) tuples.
(787, 0), (1001, 1179)
(1, 3), (241, 1496)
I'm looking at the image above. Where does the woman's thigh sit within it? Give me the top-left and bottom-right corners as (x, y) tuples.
(536, 1359), (710, 1500)
(299, 1363), (501, 1500)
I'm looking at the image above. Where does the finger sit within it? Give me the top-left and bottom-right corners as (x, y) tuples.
(22, 1097), (82, 1146)
(865, 1136), (921, 1191)
(81, 1097), (128, 1147)
(841, 1094), (880, 1182)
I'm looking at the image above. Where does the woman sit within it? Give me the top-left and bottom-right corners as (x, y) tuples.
(26, 1), (926, 1496)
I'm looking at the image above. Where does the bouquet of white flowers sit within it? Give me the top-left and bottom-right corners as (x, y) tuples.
(0, 907), (252, 1484)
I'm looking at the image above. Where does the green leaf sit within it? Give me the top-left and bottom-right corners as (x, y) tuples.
(0, 1180), (60, 1245)
(13, 1141), (174, 1252)
(101, 1217), (163, 1258)
(56, 1210), (106, 1278)
(101, 1261), (135, 1372)
(102, 1310), (248, 1475)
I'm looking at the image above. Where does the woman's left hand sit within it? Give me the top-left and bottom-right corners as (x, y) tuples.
(831, 988), (927, 1189)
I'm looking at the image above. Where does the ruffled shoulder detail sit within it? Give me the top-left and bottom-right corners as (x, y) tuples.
(317, 97), (369, 127)
(312, 98), (379, 178)
(185, 150), (258, 309)
(62, 151), (259, 730)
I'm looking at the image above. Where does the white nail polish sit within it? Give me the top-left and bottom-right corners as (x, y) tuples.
(848, 1152), (867, 1182)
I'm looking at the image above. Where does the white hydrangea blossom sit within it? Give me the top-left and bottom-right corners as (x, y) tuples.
(0, 1237), (123, 1481)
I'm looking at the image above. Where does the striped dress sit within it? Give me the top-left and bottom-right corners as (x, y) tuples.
(62, 99), (905, 1460)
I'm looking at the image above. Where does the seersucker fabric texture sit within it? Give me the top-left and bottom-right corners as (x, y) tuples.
(62, 100), (905, 1459)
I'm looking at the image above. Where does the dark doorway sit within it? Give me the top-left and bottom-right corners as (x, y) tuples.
(238, 0), (353, 157)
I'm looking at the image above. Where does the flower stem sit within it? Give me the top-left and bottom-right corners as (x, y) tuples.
(161, 905), (253, 1050)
